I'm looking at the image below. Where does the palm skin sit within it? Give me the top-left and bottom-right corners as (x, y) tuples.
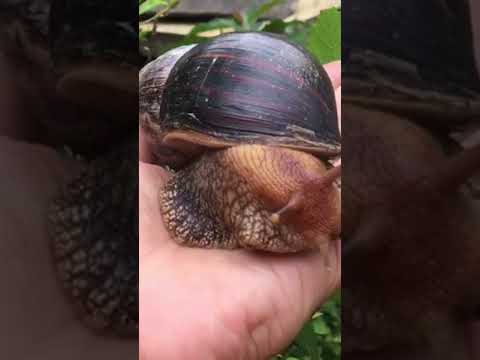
(139, 62), (341, 359)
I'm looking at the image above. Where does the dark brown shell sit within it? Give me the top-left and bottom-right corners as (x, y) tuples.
(157, 32), (340, 160)
(139, 45), (196, 120)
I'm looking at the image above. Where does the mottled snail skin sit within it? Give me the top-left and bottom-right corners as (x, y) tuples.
(49, 143), (138, 336)
(160, 145), (340, 252)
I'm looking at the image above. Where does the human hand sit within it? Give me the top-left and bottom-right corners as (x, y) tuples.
(139, 62), (341, 359)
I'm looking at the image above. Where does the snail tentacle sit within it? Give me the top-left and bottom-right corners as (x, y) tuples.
(271, 165), (341, 225)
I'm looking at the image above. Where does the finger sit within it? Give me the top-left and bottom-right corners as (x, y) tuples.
(242, 239), (341, 358)
(139, 125), (155, 163)
(324, 61), (341, 89)
(139, 161), (172, 258)
(292, 238), (341, 310)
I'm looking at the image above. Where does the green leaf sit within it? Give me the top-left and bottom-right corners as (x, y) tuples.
(295, 322), (320, 360)
(262, 18), (289, 33)
(307, 8), (341, 64)
(139, 0), (167, 15)
(284, 20), (310, 45)
(312, 315), (330, 335)
(244, 0), (285, 30)
(139, 28), (152, 41)
(188, 18), (239, 37)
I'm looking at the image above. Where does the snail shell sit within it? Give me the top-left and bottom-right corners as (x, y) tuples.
(141, 32), (340, 167)
(139, 45), (196, 119)
(139, 44), (196, 154)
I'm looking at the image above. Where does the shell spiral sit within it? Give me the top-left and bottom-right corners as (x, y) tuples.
(139, 45), (196, 120)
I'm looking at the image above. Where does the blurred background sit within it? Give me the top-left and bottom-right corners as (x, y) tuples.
(140, 0), (340, 65)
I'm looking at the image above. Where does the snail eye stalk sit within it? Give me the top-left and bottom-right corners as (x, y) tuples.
(271, 165), (341, 225)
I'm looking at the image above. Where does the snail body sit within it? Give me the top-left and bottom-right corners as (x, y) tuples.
(49, 143), (138, 336)
(140, 32), (341, 252)
(160, 144), (340, 252)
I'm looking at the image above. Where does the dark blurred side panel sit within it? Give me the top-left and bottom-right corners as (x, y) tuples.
(0, 1), (138, 359)
(343, 0), (478, 88)
(342, 1), (480, 359)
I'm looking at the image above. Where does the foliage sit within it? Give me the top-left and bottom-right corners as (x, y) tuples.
(307, 9), (341, 64)
(272, 292), (341, 360)
(186, 0), (287, 36)
(140, 1), (341, 65)
(139, 0), (179, 18)
(139, 0), (179, 42)
(138, 2), (341, 359)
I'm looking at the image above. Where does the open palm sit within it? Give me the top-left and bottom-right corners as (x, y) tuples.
(140, 164), (340, 359)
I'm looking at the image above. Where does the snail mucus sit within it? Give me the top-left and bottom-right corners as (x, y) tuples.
(140, 32), (341, 253)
